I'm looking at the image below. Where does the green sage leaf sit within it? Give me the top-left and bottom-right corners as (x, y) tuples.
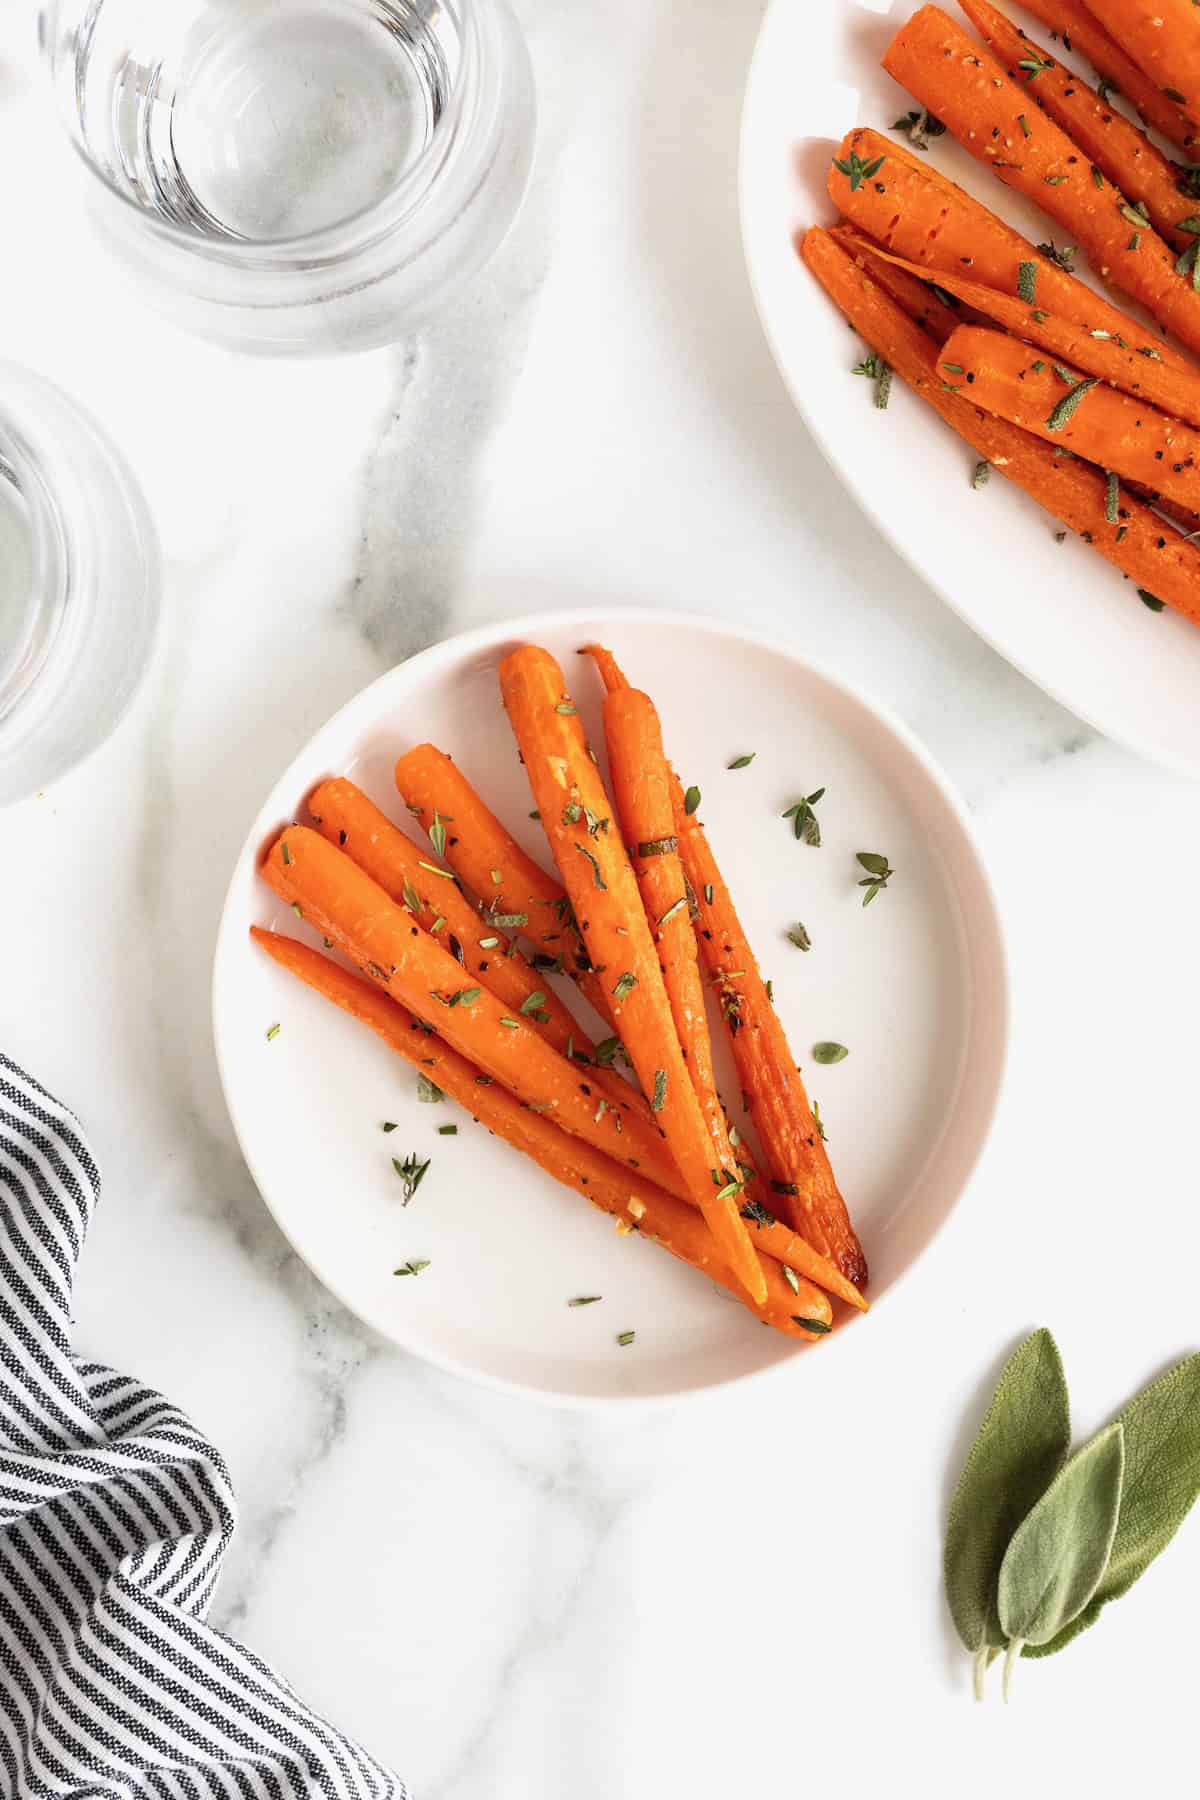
(997, 1421), (1124, 1648)
(1026, 1352), (1200, 1657)
(944, 1329), (1071, 1652)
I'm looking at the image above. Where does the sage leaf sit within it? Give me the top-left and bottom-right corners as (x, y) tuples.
(1025, 1352), (1200, 1658)
(997, 1421), (1124, 1656)
(944, 1329), (1071, 1654)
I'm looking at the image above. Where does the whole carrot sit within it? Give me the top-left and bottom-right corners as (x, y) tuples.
(957, 0), (1200, 250)
(881, 6), (1200, 352)
(1084, 0), (1200, 118)
(585, 645), (867, 1289)
(308, 779), (643, 1119)
(499, 645), (768, 1306)
(837, 226), (1200, 426)
(600, 685), (740, 1167)
(1018, 0), (1198, 148)
(262, 825), (686, 1197)
(802, 226), (1200, 624)
(251, 928), (835, 1336)
(829, 128), (1182, 351)
(942, 323), (1200, 513)
(394, 743), (617, 1028)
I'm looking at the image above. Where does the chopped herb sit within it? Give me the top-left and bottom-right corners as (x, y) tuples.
(281, 840), (292, 867)
(593, 1036), (623, 1066)
(392, 1154), (431, 1204)
(499, 1017), (521, 1029)
(1119, 201), (1149, 228)
(402, 878), (422, 914)
(658, 897), (688, 930)
(491, 869), (501, 885)
(1045, 175), (1067, 184)
(265, 1022), (281, 1042)
(832, 148), (885, 191)
(1018, 53), (1053, 80)
(1137, 345), (1163, 360)
(740, 1198), (776, 1227)
(437, 1125), (458, 1137)
(613, 972), (638, 1003)
(1032, 359), (1046, 372)
(637, 835), (678, 857)
(1017, 113), (1032, 137)
(520, 990), (550, 1020)
(418, 860), (456, 880)
(1091, 164), (1104, 189)
(393, 1259), (431, 1277)
(972, 461), (990, 490)
(616, 1330), (636, 1347)
(568, 1295), (602, 1307)
(555, 701), (578, 714)
(485, 905), (530, 930)
(1138, 588), (1166, 611)
(528, 809), (540, 820)
(585, 808), (609, 838)
(651, 1070), (668, 1114)
(430, 916), (446, 935)
(478, 936), (500, 949)
(290, 901), (302, 919)
(1176, 235), (1200, 289)
(793, 1317), (832, 1335)
(683, 785), (702, 815)
(1128, 232), (1142, 251)
(574, 843), (607, 889)
(727, 753), (756, 770)
(1105, 470), (1120, 524)
(765, 978), (774, 1002)
(429, 810), (448, 859)
(813, 1042), (849, 1064)
(1097, 76), (1118, 104)
(813, 1100), (827, 1142)
(447, 987), (481, 1008)
(783, 1266), (801, 1295)
(770, 1180), (800, 1198)
(1046, 375), (1099, 432)
(782, 786), (825, 846)
(1037, 240), (1076, 270)
(1055, 529), (1068, 543)
(892, 107), (945, 150)
(704, 884), (714, 905)
(941, 361), (964, 375)
(563, 801), (582, 825)
(382, 1121), (398, 1133)
(786, 922), (812, 951)
(875, 364), (893, 409)
(1017, 261), (1037, 302)
(416, 1073), (444, 1104)
(856, 850), (895, 905)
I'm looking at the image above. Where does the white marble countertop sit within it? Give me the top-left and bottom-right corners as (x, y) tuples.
(4, 1), (1199, 1790)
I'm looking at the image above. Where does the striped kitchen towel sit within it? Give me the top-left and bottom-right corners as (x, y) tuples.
(0, 1052), (406, 1799)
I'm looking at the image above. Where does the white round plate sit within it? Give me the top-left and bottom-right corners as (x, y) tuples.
(214, 608), (1006, 1405)
(740, 0), (1200, 778)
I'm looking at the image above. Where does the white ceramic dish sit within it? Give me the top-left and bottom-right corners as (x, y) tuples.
(213, 608), (1007, 1405)
(740, 0), (1200, 779)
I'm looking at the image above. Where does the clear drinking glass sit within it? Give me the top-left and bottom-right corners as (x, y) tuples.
(0, 364), (161, 806)
(39, 0), (536, 354)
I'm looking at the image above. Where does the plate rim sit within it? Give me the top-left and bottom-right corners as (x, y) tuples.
(737, 0), (1200, 782)
(212, 603), (1010, 1409)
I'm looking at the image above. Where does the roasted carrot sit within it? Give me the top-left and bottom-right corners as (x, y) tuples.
(837, 226), (1200, 426)
(499, 645), (768, 1306)
(251, 928), (835, 1337)
(881, 7), (1200, 353)
(827, 221), (974, 339)
(600, 688), (739, 1155)
(394, 743), (616, 1029)
(829, 127), (1183, 351)
(942, 322), (1200, 511)
(585, 646), (866, 1287)
(1018, 0), (1198, 148)
(263, 825), (688, 1198)
(1084, 0), (1200, 119)
(308, 778), (643, 1119)
(803, 226), (1200, 622)
(957, 0), (1200, 250)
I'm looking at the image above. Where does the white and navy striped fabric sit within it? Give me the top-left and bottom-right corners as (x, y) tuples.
(0, 1053), (405, 1800)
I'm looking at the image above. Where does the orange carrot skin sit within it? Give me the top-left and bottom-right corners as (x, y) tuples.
(250, 928), (833, 1337)
(1085, 0), (1200, 118)
(839, 227), (1200, 427)
(943, 322), (1200, 510)
(829, 128), (1185, 353)
(802, 226), (1200, 624)
(262, 826), (687, 1198)
(499, 645), (768, 1307)
(828, 222), (979, 340)
(308, 778), (642, 1120)
(601, 689), (725, 1136)
(1018, 0), (1198, 147)
(668, 771), (867, 1288)
(394, 743), (616, 1028)
(882, 7), (1200, 351)
(957, 0), (1198, 250)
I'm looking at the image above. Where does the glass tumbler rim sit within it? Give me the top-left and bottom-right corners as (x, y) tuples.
(38, 0), (486, 269)
(0, 390), (70, 730)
